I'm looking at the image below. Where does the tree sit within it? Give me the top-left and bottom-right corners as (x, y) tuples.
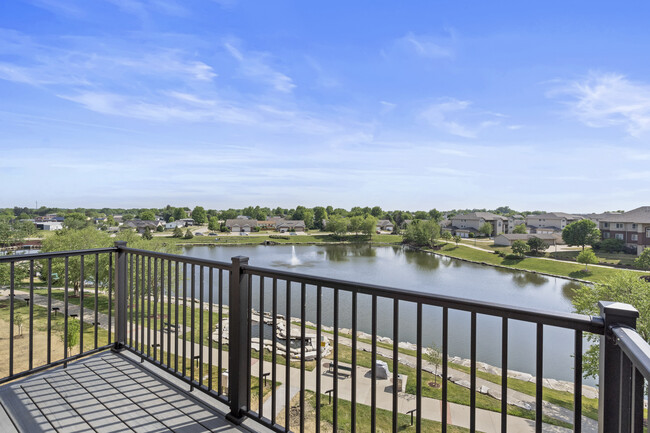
(361, 216), (378, 237)
(59, 319), (80, 352)
(576, 249), (598, 271)
(14, 314), (23, 336)
(511, 240), (529, 257)
(572, 273), (650, 378)
(513, 224), (527, 234)
(635, 248), (650, 270)
(208, 217), (220, 232)
(441, 231), (452, 243)
(63, 212), (90, 230)
(192, 206), (207, 224)
(371, 206), (383, 218)
(348, 216), (364, 235)
(156, 225), (164, 232)
(142, 227), (153, 240)
(526, 237), (549, 255)
(139, 210), (156, 221)
(562, 220), (601, 251)
(404, 220), (440, 247)
(424, 342), (443, 386)
(428, 209), (443, 223)
(313, 207), (328, 230)
(326, 215), (349, 238)
(453, 235), (461, 246)
(479, 222), (493, 237)
(184, 229), (194, 239)
(173, 226), (183, 238)
(172, 208), (188, 221)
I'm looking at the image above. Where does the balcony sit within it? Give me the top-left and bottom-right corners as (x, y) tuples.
(0, 242), (648, 432)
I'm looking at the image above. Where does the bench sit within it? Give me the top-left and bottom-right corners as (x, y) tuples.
(163, 322), (179, 333)
(327, 362), (352, 378)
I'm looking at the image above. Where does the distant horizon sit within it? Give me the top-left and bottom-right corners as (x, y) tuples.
(2, 2), (650, 211)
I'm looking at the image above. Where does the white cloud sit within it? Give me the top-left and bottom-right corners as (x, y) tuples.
(551, 72), (650, 136)
(224, 41), (295, 93)
(419, 99), (477, 138)
(395, 32), (453, 59)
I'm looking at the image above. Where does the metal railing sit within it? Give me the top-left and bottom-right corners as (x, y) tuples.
(0, 242), (648, 433)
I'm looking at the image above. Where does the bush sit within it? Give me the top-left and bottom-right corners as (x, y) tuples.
(598, 238), (626, 253)
(184, 229), (194, 239)
(468, 233), (475, 238)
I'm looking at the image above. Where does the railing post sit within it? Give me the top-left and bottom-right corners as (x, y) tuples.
(112, 241), (128, 352)
(226, 256), (249, 424)
(598, 301), (639, 433)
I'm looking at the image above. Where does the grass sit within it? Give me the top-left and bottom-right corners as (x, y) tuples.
(436, 243), (626, 282)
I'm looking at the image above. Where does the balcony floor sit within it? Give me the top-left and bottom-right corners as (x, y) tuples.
(0, 350), (257, 433)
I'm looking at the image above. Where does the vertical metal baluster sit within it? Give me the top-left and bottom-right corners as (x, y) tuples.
(153, 258), (158, 362)
(416, 302), (423, 433)
(574, 329), (582, 433)
(271, 278), (277, 425)
(79, 255), (84, 354)
(159, 259), (164, 362)
(9, 262), (14, 376)
(129, 254), (134, 348)
(351, 291), (358, 433)
(315, 285), (321, 433)
(108, 253), (113, 345)
(141, 256), (145, 356)
(168, 260), (172, 368)
(94, 254), (98, 349)
(175, 261), (180, 372)
(259, 278), (265, 418)
(183, 263), (187, 375)
(209, 268), (213, 390)
(371, 295), (377, 433)
(442, 307), (448, 433)
(502, 317), (508, 433)
(333, 287), (339, 432)
(300, 283), (306, 433)
(200, 266), (204, 386)
(285, 281), (291, 432)
(47, 258), (52, 364)
(632, 366), (644, 433)
(218, 269), (223, 395)
(191, 264), (195, 383)
(470, 311), (477, 432)
(64, 258), (68, 363)
(536, 323), (543, 433)
(392, 299), (399, 433)
(247, 275), (252, 409)
(147, 257), (152, 358)
(29, 260), (34, 370)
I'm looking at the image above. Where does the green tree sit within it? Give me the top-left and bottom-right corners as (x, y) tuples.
(479, 222), (493, 237)
(184, 229), (194, 239)
(370, 206), (383, 218)
(173, 226), (183, 238)
(156, 225), (164, 232)
(192, 206), (207, 224)
(441, 231), (452, 243)
(526, 237), (549, 255)
(413, 211), (429, 220)
(513, 224), (527, 234)
(326, 215), (349, 238)
(208, 217), (220, 231)
(453, 235), (461, 246)
(63, 212), (90, 230)
(424, 342), (443, 386)
(562, 220), (601, 251)
(173, 208), (188, 221)
(634, 248), (650, 270)
(572, 273), (650, 378)
(348, 215), (364, 235)
(313, 207), (328, 230)
(428, 209), (443, 223)
(139, 210), (156, 221)
(511, 240), (529, 257)
(361, 215), (378, 237)
(60, 319), (80, 352)
(142, 227), (153, 240)
(404, 220), (440, 247)
(14, 314), (23, 336)
(576, 249), (598, 271)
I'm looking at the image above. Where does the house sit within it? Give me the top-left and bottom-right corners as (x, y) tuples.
(258, 217), (284, 230)
(580, 212), (622, 225)
(506, 215), (526, 234)
(525, 212), (582, 234)
(122, 220), (163, 233)
(599, 206), (650, 255)
(376, 220), (394, 232)
(165, 221), (186, 229)
(36, 222), (63, 231)
(449, 212), (507, 238)
(178, 218), (195, 226)
(277, 220), (305, 232)
(493, 233), (562, 247)
(226, 218), (257, 232)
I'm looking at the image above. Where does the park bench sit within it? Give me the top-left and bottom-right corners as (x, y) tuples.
(163, 322), (179, 333)
(327, 362), (352, 378)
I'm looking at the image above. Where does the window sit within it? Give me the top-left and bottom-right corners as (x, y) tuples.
(615, 223), (624, 229)
(604, 223), (609, 228)
(604, 232), (610, 239)
(632, 234), (638, 241)
(647, 228), (650, 237)
(615, 233), (624, 240)
(632, 224), (637, 229)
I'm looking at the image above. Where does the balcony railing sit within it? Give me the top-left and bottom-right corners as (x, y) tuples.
(0, 242), (648, 432)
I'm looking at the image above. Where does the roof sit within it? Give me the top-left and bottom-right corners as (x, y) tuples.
(510, 214), (524, 219)
(226, 218), (257, 227)
(277, 220), (305, 227)
(452, 212), (507, 221)
(497, 233), (560, 241)
(377, 219), (394, 227)
(599, 206), (650, 224)
(527, 212), (582, 220)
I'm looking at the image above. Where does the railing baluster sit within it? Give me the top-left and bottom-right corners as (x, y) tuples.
(442, 306), (448, 433)
(351, 291), (357, 433)
(64, 258), (68, 364)
(271, 278), (277, 425)
(199, 265), (204, 387)
(47, 258), (52, 364)
(129, 254), (134, 348)
(226, 256), (249, 423)
(371, 294), (377, 433)
(392, 299), (399, 433)
(470, 311), (476, 432)
(416, 302), (422, 433)
(167, 260), (172, 369)
(140, 256), (145, 356)
(574, 329), (582, 433)
(315, 284), (321, 433)
(79, 255), (84, 354)
(333, 287), (339, 433)
(285, 280), (291, 432)
(259, 277), (265, 418)
(114, 242), (127, 351)
(247, 275), (252, 407)
(29, 260), (34, 370)
(536, 323), (543, 433)
(147, 257), (152, 359)
(295, 283), (303, 431)
(108, 252), (113, 345)
(175, 261), (180, 373)
(94, 254), (99, 349)
(191, 264), (196, 381)
(218, 269), (223, 396)
(209, 267), (213, 391)
(9, 262), (14, 376)
(182, 263), (187, 375)
(632, 366), (643, 433)
(153, 258), (158, 363)
(502, 317), (508, 433)
(159, 259), (164, 362)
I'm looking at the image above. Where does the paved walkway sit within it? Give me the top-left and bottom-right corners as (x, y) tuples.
(8, 289), (596, 433)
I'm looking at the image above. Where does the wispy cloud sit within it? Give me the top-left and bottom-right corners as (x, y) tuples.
(391, 32), (454, 59)
(550, 72), (650, 136)
(224, 40), (295, 93)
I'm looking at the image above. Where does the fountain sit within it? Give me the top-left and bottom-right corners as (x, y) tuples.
(289, 245), (301, 266)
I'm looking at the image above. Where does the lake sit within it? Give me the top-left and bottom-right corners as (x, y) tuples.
(182, 244), (590, 384)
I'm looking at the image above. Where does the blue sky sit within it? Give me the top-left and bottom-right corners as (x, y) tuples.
(1, 1), (649, 212)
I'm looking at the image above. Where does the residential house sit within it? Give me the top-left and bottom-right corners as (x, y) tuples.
(599, 206), (650, 255)
(376, 220), (394, 232)
(165, 221), (186, 230)
(506, 215), (526, 234)
(258, 217), (284, 230)
(493, 233), (562, 247)
(226, 218), (257, 232)
(122, 220), (163, 234)
(525, 212), (582, 234)
(277, 220), (305, 232)
(178, 218), (195, 226)
(449, 212), (506, 238)
(36, 222), (63, 231)
(580, 212), (622, 225)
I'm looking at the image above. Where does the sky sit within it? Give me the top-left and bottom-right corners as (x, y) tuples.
(1, 1), (650, 213)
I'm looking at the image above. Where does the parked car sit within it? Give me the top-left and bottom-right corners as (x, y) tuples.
(290, 232), (297, 236)
(208, 232), (217, 235)
(195, 232), (204, 236)
(239, 232), (249, 236)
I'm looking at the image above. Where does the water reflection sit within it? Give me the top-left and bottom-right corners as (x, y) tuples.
(511, 271), (549, 288)
(403, 249), (440, 271)
(561, 281), (585, 301)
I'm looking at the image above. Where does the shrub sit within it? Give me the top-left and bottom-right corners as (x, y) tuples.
(598, 238), (626, 253)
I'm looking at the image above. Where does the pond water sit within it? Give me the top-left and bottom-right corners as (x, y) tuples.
(182, 244), (590, 384)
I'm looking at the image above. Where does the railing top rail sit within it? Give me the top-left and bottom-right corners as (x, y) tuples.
(0, 247), (117, 262)
(612, 325), (650, 379)
(243, 264), (605, 333)
(119, 246), (231, 269)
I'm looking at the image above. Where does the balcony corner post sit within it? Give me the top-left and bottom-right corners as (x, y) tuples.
(598, 301), (639, 433)
(112, 241), (128, 352)
(226, 255), (250, 424)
